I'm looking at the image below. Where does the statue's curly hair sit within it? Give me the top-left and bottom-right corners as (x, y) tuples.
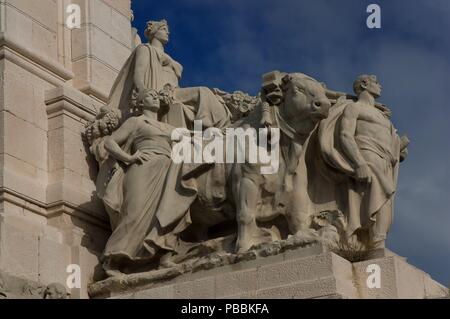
(353, 74), (377, 95)
(144, 19), (168, 40)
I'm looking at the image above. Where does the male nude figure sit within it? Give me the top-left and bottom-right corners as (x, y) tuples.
(339, 75), (408, 249)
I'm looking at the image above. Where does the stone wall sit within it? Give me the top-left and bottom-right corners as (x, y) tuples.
(0, 0), (133, 298)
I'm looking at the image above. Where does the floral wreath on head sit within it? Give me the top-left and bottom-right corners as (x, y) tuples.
(144, 19), (168, 40)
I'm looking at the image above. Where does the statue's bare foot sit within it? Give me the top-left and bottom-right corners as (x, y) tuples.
(236, 239), (256, 254)
(236, 229), (272, 254)
(159, 252), (178, 269)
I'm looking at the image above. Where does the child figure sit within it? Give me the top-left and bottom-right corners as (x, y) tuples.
(260, 71), (285, 127)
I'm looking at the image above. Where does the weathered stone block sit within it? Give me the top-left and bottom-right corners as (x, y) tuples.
(4, 4), (58, 61)
(2, 70), (35, 122)
(38, 237), (71, 286)
(135, 285), (174, 299)
(103, 0), (131, 18)
(0, 217), (40, 282)
(215, 268), (257, 298)
(87, 0), (113, 33)
(70, 0), (132, 101)
(256, 253), (334, 290)
(174, 277), (216, 299)
(3, 112), (47, 171)
(90, 52), (124, 87)
(6, 0), (58, 32)
(111, 8), (134, 46)
(91, 248), (447, 300)
(353, 255), (448, 299)
(3, 154), (47, 187)
(4, 5), (33, 49)
(282, 242), (327, 261)
(256, 276), (338, 299)
(31, 23), (58, 61)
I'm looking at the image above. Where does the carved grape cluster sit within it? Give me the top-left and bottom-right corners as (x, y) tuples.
(159, 84), (175, 107)
(214, 89), (260, 122)
(85, 107), (121, 145)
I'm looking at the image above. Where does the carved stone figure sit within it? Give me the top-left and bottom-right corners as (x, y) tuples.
(108, 19), (231, 129)
(43, 283), (69, 299)
(157, 72), (333, 256)
(233, 72), (332, 252)
(0, 276), (69, 299)
(99, 89), (193, 275)
(22, 282), (45, 299)
(213, 89), (259, 122)
(315, 75), (408, 248)
(85, 20), (235, 275)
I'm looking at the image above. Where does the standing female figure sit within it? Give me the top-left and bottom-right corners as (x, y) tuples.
(101, 89), (183, 275)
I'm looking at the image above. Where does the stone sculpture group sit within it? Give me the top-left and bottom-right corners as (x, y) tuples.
(85, 19), (409, 277)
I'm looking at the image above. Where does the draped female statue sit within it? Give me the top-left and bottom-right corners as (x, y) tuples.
(92, 19), (236, 275)
(100, 90), (191, 276)
(108, 19), (231, 129)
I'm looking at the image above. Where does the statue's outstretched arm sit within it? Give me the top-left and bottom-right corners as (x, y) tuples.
(104, 118), (137, 163)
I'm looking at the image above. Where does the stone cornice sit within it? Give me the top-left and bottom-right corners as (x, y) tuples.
(0, 33), (74, 85)
(75, 82), (110, 104)
(45, 85), (100, 121)
(0, 187), (109, 230)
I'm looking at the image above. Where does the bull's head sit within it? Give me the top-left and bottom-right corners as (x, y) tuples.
(280, 73), (331, 134)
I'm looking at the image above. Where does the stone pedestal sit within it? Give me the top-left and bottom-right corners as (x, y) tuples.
(88, 244), (448, 299)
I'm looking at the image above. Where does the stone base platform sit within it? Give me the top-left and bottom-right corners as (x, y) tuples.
(88, 243), (448, 299)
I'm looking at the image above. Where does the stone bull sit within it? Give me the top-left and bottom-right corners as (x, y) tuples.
(185, 72), (332, 253)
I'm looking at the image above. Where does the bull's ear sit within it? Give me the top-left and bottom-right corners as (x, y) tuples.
(281, 74), (291, 86)
(360, 79), (368, 90)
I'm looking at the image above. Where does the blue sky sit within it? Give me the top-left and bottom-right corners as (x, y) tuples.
(131, 0), (450, 286)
